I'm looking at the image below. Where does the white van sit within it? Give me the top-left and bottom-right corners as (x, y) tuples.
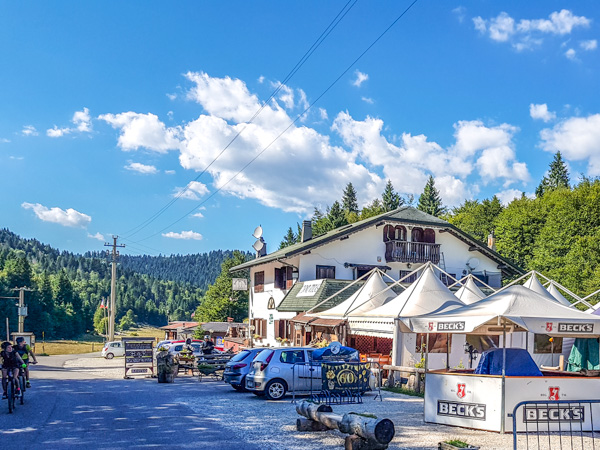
(102, 341), (124, 359)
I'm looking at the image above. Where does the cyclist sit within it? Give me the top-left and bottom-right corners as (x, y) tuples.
(14, 337), (37, 388)
(1, 342), (26, 399)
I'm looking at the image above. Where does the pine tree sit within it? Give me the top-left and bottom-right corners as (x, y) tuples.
(327, 201), (348, 229)
(536, 151), (570, 197)
(382, 180), (402, 211)
(279, 227), (297, 250)
(417, 175), (446, 217)
(342, 183), (359, 215)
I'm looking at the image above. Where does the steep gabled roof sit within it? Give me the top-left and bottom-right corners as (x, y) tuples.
(277, 279), (365, 313)
(230, 206), (523, 277)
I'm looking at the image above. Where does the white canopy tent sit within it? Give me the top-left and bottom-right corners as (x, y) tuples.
(522, 272), (572, 307)
(453, 275), (487, 305)
(402, 285), (600, 433)
(309, 269), (395, 319)
(349, 265), (466, 368)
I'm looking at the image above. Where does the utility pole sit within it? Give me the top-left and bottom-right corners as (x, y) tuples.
(1, 287), (32, 335)
(105, 236), (125, 342)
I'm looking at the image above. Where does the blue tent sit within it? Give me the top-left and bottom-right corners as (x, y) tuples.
(475, 348), (542, 376)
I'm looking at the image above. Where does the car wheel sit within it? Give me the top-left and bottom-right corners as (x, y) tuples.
(105, 353), (114, 359)
(264, 379), (287, 400)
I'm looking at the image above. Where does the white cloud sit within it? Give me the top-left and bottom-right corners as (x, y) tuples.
(192, 212), (204, 218)
(453, 6), (466, 23)
(87, 232), (105, 241)
(22, 125), (38, 136)
(72, 107), (92, 132)
(352, 70), (369, 87)
(125, 162), (159, 174)
(565, 48), (577, 60)
(474, 10), (591, 52)
(319, 108), (328, 121)
(361, 97), (374, 104)
(540, 114), (600, 176)
(0, 138), (10, 143)
(173, 181), (210, 200)
(530, 103), (556, 122)
(496, 189), (524, 205)
(99, 112), (180, 153)
(580, 40), (597, 51)
(165, 169), (176, 175)
(166, 93), (177, 101)
(162, 230), (203, 240)
(47, 126), (71, 138)
(258, 76), (265, 84)
(22, 202), (91, 228)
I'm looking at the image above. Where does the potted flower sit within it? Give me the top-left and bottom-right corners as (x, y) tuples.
(281, 338), (291, 346)
(253, 334), (262, 341)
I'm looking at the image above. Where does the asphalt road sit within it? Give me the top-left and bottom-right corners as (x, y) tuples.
(1, 354), (261, 449)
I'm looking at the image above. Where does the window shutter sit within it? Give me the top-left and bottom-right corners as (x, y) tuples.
(274, 268), (283, 289)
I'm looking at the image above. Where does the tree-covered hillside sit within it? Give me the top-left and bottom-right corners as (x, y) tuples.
(0, 229), (246, 339)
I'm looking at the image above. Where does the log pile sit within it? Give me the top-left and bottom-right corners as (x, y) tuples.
(296, 400), (395, 450)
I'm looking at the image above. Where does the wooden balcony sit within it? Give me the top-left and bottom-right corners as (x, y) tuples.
(385, 241), (441, 264)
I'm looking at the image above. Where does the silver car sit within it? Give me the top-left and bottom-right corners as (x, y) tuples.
(245, 347), (321, 400)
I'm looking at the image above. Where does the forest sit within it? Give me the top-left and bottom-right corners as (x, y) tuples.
(0, 228), (245, 340)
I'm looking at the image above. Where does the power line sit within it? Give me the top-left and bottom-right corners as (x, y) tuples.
(131, 0), (420, 245)
(121, 0), (358, 240)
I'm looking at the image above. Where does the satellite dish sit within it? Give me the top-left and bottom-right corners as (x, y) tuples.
(466, 257), (480, 270)
(252, 225), (263, 239)
(252, 238), (265, 252)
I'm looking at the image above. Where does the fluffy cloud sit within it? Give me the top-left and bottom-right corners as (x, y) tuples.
(496, 189), (524, 205)
(162, 230), (203, 240)
(173, 181), (210, 200)
(22, 125), (38, 136)
(87, 232), (105, 241)
(580, 40), (598, 51)
(361, 97), (374, 104)
(540, 114), (600, 175)
(99, 112), (180, 153)
(565, 48), (577, 60)
(22, 202), (91, 228)
(125, 162), (159, 174)
(47, 108), (93, 137)
(473, 10), (591, 51)
(530, 103), (556, 122)
(352, 71), (369, 87)
(192, 212), (204, 218)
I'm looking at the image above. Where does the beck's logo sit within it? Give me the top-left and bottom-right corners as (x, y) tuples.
(546, 322), (553, 332)
(558, 323), (594, 333)
(457, 383), (466, 399)
(549, 387), (560, 400)
(428, 322), (434, 331)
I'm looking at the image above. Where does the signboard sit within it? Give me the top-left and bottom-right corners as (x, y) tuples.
(232, 278), (248, 291)
(123, 338), (154, 378)
(321, 362), (370, 393)
(297, 280), (323, 297)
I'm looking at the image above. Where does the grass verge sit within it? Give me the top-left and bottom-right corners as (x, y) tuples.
(382, 386), (424, 398)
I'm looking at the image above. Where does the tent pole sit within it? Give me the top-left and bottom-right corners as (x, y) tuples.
(446, 333), (450, 370)
(501, 321), (507, 434)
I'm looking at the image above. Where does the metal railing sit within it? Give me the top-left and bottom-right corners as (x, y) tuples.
(384, 241), (440, 264)
(291, 361), (382, 405)
(512, 399), (600, 450)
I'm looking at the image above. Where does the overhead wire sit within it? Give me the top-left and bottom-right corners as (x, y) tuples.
(131, 0), (420, 245)
(121, 0), (358, 240)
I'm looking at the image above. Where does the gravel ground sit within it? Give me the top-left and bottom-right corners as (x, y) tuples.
(52, 356), (598, 449)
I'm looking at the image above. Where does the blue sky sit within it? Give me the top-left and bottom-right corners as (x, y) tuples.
(1, 1), (599, 257)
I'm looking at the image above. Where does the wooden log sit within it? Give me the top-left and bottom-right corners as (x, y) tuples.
(296, 418), (330, 432)
(296, 401), (395, 447)
(156, 352), (176, 383)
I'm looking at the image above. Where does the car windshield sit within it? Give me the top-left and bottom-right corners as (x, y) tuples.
(230, 350), (251, 362)
(254, 349), (274, 363)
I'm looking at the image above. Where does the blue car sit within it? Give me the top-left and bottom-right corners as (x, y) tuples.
(223, 348), (265, 391)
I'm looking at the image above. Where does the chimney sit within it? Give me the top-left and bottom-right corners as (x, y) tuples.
(487, 231), (496, 251)
(301, 220), (312, 242)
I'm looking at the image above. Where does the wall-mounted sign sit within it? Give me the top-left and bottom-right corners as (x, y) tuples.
(232, 278), (248, 291)
(123, 338), (154, 378)
(297, 279), (323, 297)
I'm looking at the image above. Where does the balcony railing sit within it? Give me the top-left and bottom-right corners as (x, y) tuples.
(385, 241), (441, 264)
